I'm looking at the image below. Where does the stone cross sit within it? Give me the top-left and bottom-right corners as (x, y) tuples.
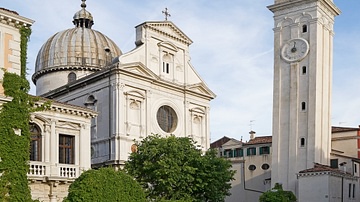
(162, 8), (171, 21)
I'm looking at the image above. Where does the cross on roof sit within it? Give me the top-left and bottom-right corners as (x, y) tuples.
(162, 8), (171, 21)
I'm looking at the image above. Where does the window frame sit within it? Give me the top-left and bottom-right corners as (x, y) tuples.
(30, 124), (42, 161)
(247, 147), (256, 156)
(259, 146), (270, 155)
(59, 134), (75, 164)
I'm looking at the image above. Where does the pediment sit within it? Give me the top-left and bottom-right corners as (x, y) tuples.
(223, 139), (242, 148)
(186, 83), (216, 99)
(120, 63), (159, 80)
(143, 21), (193, 45)
(57, 121), (80, 130)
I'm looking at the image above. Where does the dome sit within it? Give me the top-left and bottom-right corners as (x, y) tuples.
(32, 0), (122, 95)
(33, 27), (121, 77)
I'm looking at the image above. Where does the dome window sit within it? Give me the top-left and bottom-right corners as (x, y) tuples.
(68, 72), (77, 83)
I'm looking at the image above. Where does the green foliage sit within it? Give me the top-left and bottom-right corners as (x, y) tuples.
(125, 134), (235, 202)
(0, 26), (48, 201)
(0, 25), (33, 201)
(0, 72), (33, 201)
(64, 167), (146, 202)
(259, 183), (297, 202)
(20, 26), (31, 77)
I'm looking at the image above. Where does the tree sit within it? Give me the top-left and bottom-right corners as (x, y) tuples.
(125, 134), (235, 202)
(259, 183), (297, 202)
(64, 167), (146, 202)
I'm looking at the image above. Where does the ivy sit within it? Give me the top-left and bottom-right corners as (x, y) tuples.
(20, 26), (31, 77)
(0, 26), (48, 201)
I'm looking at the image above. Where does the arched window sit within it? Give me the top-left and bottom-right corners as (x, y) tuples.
(302, 25), (308, 33)
(68, 72), (77, 83)
(30, 124), (42, 161)
(300, 138), (306, 147)
(162, 54), (172, 74)
(302, 66), (307, 75)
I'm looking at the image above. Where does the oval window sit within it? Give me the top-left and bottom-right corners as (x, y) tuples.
(157, 105), (178, 133)
(261, 163), (270, 170)
(248, 164), (256, 171)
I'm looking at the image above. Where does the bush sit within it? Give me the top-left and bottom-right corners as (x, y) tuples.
(259, 183), (296, 202)
(64, 167), (146, 202)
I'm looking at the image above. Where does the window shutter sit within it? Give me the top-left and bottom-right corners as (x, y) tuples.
(259, 147), (263, 155)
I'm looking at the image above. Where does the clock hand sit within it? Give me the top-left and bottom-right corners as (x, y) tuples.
(291, 42), (297, 53)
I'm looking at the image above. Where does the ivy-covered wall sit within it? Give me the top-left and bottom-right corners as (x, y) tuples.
(0, 26), (34, 201)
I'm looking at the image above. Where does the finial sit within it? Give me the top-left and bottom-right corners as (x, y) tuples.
(81, 0), (86, 9)
(162, 8), (171, 21)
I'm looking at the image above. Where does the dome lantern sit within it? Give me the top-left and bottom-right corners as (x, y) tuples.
(73, 0), (94, 29)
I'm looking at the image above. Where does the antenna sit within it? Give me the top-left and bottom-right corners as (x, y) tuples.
(249, 120), (255, 131)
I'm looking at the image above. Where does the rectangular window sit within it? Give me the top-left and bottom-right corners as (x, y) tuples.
(355, 164), (357, 173)
(59, 134), (75, 164)
(330, 159), (338, 168)
(353, 184), (355, 198)
(234, 148), (243, 157)
(247, 147), (256, 156)
(259, 146), (270, 155)
(349, 183), (351, 198)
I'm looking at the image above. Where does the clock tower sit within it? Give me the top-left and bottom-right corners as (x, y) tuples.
(268, 0), (340, 193)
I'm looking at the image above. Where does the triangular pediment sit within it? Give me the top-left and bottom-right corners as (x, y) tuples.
(222, 139), (242, 148)
(141, 21), (193, 45)
(186, 83), (216, 99)
(120, 62), (159, 80)
(57, 121), (80, 130)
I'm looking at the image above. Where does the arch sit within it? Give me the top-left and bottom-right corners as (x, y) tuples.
(277, 17), (294, 28)
(68, 72), (77, 83)
(157, 41), (179, 52)
(29, 123), (42, 161)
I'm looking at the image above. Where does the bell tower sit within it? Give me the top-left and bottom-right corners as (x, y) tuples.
(268, 0), (340, 193)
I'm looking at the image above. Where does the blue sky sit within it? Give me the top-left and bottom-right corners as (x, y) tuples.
(2, 0), (360, 142)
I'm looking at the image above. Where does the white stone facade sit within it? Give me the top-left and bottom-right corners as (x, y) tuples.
(28, 101), (96, 201)
(268, 0), (341, 194)
(40, 20), (215, 167)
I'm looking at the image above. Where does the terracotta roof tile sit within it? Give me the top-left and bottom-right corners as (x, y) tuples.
(332, 126), (360, 133)
(299, 163), (353, 178)
(210, 136), (231, 148)
(245, 136), (272, 145)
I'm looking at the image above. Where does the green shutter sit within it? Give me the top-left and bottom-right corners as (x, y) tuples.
(239, 149), (243, 157)
(259, 147), (263, 155)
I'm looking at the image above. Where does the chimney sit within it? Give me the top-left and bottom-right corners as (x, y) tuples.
(249, 131), (256, 140)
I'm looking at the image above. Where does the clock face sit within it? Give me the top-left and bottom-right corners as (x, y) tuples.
(281, 38), (309, 63)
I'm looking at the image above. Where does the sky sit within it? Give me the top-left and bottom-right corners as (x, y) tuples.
(1, 0), (360, 142)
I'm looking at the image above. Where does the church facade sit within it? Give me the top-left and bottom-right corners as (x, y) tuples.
(33, 1), (215, 168)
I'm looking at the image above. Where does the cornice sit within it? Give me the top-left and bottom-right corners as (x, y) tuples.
(268, 0), (340, 17)
(34, 97), (97, 119)
(0, 8), (34, 28)
(141, 21), (193, 46)
(32, 65), (101, 84)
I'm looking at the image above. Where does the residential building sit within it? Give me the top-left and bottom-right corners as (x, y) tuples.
(0, 7), (96, 201)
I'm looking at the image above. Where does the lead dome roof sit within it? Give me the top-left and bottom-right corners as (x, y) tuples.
(33, 0), (121, 83)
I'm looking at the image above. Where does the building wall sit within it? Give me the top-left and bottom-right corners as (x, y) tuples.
(219, 139), (272, 202)
(298, 173), (359, 202)
(0, 9), (32, 95)
(27, 102), (95, 201)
